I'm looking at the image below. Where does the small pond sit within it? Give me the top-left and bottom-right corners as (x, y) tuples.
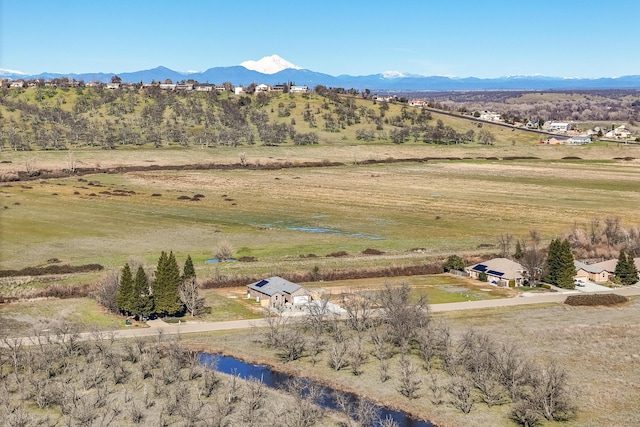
(199, 353), (433, 427)
(204, 258), (237, 263)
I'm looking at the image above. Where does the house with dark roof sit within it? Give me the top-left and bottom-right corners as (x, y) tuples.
(246, 276), (309, 307)
(466, 258), (525, 287)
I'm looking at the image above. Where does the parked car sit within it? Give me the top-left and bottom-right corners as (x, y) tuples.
(573, 279), (586, 287)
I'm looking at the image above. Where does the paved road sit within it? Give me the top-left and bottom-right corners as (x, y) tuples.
(91, 285), (640, 336)
(5, 286), (639, 347)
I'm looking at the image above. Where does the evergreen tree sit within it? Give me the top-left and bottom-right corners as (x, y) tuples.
(132, 266), (154, 316)
(545, 239), (576, 288)
(152, 251), (183, 316)
(545, 239), (561, 286)
(116, 263), (134, 314)
(443, 254), (465, 272)
(557, 240), (576, 288)
(183, 254), (196, 280)
(514, 240), (524, 260)
(616, 249), (639, 285)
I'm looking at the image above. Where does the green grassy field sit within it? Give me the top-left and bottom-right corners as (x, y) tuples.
(2, 153), (639, 276)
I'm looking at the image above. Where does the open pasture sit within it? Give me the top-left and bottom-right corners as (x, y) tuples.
(2, 153), (639, 276)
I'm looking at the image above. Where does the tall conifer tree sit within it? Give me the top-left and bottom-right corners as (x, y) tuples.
(514, 240), (524, 260)
(545, 239), (560, 285)
(616, 249), (639, 285)
(183, 254), (196, 280)
(116, 263), (134, 314)
(557, 239), (576, 288)
(132, 265), (153, 316)
(152, 251), (183, 315)
(545, 239), (576, 288)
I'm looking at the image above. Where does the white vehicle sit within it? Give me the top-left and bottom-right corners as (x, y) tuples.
(573, 279), (586, 287)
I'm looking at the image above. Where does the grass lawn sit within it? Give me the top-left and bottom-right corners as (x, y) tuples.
(182, 297), (640, 427)
(0, 297), (127, 338)
(302, 274), (510, 304)
(200, 288), (264, 321)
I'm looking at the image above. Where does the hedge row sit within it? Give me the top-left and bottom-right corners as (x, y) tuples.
(201, 263), (444, 289)
(0, 264), (104, 278)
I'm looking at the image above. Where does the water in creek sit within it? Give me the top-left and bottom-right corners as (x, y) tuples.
(199, 353), (434, 427)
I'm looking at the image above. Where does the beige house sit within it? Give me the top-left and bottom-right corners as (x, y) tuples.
(573, 260), (610, 283)
(466, 258), (525, 287)
(247, 276), (309, 307)
(587, 257), (640, 281)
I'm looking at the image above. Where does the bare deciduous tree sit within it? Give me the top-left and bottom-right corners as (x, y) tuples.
(280, 378), (325, 427)
(348, 337), (367, 376)
(328, 341), (349, 371)
(511, 399), (541, 427)
(241, 378), (266, 424)
(398, 356), (422, 399)
(531, 362), (574, 421)
(180, 276), (204, 317)
(448, 374), (474, 414)
(378, 281), (429, 353)
(92, 270), (120, 313)
(495, 342), (530, 400)
(214, 241), (235, 261)
(498, 233), (514, 258)
(520, 246), (546, 286)
(604, 216), (624, 246)
(333, 391), (379, 427)
(340, 289), (375, 333)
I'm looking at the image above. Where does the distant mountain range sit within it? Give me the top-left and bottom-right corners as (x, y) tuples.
(2, 55), (640, 91)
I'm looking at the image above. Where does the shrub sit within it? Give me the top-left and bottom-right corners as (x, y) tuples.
(326, 251), (348, 258)
(443, 255), (465, 272)
(362, 248), (384, 255)
(0, 263), (103, 278)
(565, 294), (629, 306)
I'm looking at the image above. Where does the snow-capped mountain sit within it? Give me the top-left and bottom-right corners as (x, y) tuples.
(3, 56), (640, 90)
(240, 54), (302, 74)
(0, 68), (27, 77)
(382, 71), (407, 79)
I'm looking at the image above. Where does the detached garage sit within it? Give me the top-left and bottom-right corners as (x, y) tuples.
(246, 276), (309, 307)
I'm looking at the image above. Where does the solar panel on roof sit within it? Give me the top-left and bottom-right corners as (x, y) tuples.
(487, 270), (504, 277)
(474, 264), (487, 272)
(254, 279), (269, 288)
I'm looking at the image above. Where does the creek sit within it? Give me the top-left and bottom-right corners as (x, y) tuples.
(199, 353), (434, 427)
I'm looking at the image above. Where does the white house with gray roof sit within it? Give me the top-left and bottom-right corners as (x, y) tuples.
(466, 258), (525, 287)
(247, 276), (308, 307)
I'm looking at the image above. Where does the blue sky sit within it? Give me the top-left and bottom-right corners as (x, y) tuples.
(1, 0), (638, 78)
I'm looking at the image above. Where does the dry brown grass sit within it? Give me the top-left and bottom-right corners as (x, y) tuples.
(1, 142), (639, 177)
(183, 297), (640, 427)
